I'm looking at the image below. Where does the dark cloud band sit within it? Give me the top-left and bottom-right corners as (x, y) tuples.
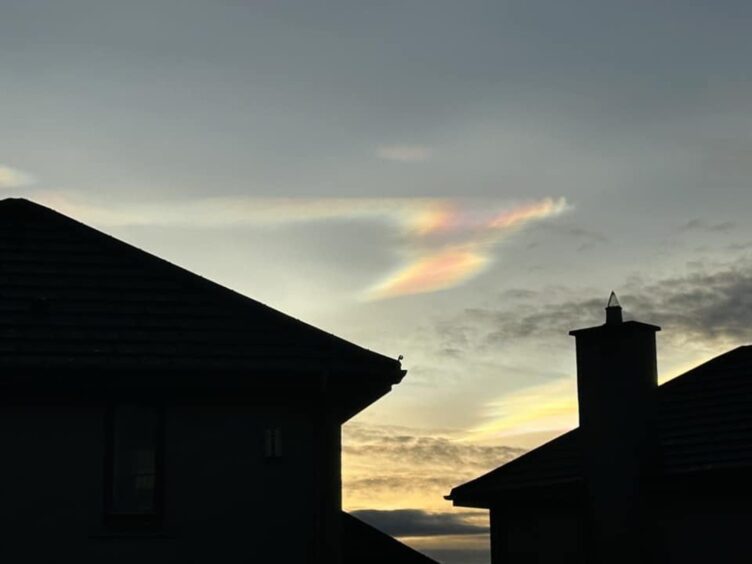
(351, 509), (488, 538)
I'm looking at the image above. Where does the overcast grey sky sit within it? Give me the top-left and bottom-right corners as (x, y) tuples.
(3, 2), (752, 562)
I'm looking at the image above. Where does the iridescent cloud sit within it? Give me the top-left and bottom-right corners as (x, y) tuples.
(366, 197), (568, 299)
(34, 193), (567, 299)
(487, 197), (567, 231)
(408, 201), (460, 236)
(367, 246), (490, 300)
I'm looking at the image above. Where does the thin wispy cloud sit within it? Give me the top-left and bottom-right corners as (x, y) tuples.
(0, 164), (35, 189)
(679, 219), (736, 233)
(376, 144), (432, 163)
(36, 193), (567, 299)
(343, 422), (524, 512)
(38, 194), (417, 227)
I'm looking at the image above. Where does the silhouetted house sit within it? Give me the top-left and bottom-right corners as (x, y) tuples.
(0, 198), (437, 564)
(448, 294), (752, 564)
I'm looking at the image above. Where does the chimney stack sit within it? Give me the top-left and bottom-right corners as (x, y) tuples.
(569, 293), (661, 563)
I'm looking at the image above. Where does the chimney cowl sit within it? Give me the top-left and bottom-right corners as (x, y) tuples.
(605, 291), (623, 325)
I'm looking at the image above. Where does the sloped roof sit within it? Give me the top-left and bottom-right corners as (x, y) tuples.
(449, 345), (752, 505)
(342, 513), (439, 564)
(0, 198), (403, 379)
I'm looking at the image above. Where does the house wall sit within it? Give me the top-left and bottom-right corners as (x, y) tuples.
(488, 479), (752, 564)
(660, 509), (752, 564)
(0, 400), (338, 563)
(657, 485), (752, 564)
(490, 504), (583, 564)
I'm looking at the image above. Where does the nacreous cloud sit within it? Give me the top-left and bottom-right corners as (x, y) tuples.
(36, 193), (567, 300)
(366, 197), (568, 300)
(367, 246), (489, 300)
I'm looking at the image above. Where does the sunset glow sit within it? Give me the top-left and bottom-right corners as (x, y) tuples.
(4, 3), (751, 562)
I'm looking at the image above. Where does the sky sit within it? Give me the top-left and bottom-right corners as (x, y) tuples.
(2, 2), (752, 562)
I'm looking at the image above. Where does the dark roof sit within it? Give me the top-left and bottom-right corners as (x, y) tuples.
(0, 198), (403, 380)
(342, 513), (439, 564)
(449, 345), (752, 505)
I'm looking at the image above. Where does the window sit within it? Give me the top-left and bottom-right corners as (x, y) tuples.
(105, 404), (162, 526)
(264, 427), (283, 459)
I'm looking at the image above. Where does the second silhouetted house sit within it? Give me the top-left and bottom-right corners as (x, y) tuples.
(448, 294), (752, 564)
(0, 198), (437, 564)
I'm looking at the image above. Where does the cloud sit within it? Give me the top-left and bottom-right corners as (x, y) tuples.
(405, 534), (492, 564)
(351, 509), (488, 537)
(367, 246), (489, 300)
(680, 219), (736, 233)
(448, 257), (752, 349)
(376, 144), (432, 163)
(416, 546), (490, 564)
(418, 255), (752, 450)
(37, 193), (420, 227)
(422, 256), (752, 442)
(448, 294), (604, 346)
(365, 197), (568, 299)
(467, 377), (578, 441)
(344, 423), (525, 468)
(343, 422), (524, 512)
(621, 263), (752, 345)
(37, 193), (568, 300)
(0, 164), (35, 189)
(486, 198), (568, 232)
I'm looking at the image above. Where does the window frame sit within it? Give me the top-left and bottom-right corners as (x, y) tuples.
(102, 402), (165, 530)
(264, 426), (283, 460)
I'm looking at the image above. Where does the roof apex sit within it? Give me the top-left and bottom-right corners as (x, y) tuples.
(0, 197), (403, 384)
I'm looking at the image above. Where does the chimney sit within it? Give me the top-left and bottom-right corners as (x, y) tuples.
(569, 293), (661, 564)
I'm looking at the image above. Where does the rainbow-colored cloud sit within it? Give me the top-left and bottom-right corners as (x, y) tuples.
(37, 193), (567, 300)
(367, 197), (567, 299)
(368, 245), (490, 300)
